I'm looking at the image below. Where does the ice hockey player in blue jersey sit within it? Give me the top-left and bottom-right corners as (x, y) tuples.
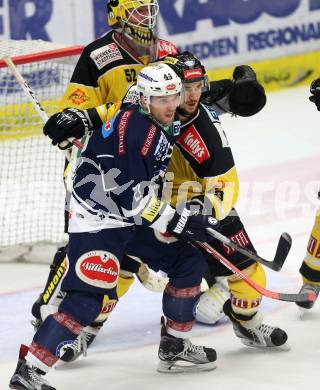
(9, 62), (221, 389)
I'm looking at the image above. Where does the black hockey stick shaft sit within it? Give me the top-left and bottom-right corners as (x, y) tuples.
(206, 228), (292, 271)
(196, 240), (315, 304)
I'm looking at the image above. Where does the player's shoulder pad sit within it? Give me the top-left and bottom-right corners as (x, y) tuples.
(200, 103), (220, 123)
(157, 39), (179, 59)
(87, 31), (125, 71)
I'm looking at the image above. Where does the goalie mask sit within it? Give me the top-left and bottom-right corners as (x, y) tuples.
(107, 0), (159, 47)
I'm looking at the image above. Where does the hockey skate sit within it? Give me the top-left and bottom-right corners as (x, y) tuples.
(157, 318), (217, 373)
(55, 325), (99, 366)
(296, 283), (320, 310)
(9, 345), (55, 390)
(223, 300), (289, 350)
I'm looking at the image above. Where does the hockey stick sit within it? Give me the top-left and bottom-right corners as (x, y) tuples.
(3, 56), (84, 152)
(196, 240), (315, 304)
(206, 228), (292, 272)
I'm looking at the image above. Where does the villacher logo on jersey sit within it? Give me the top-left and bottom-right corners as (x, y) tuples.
(81, 262), (118, 276)
(76, 251), (120, 289)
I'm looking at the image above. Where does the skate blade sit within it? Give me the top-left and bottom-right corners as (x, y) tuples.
(54, 359), (68, 369)
(157, 360), (217, 373)
(241, 339), (291, 351)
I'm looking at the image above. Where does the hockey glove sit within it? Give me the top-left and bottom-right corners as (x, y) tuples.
(167, 199), (219, 243)
(309, 78), (320, 111)
(43, 108), (93, 148)
(229, 65), (266, 117)
(201, 79), (233, 106)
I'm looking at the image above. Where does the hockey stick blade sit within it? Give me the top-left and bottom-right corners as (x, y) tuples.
(206, 228), (292, 271)
(197, 241), (316, 304)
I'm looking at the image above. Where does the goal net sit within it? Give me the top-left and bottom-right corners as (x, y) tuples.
(0, 40), (83, 262)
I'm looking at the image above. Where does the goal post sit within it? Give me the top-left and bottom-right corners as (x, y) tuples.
(0, 40), (84, 263)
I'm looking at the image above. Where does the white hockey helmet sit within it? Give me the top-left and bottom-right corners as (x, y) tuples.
(136, 63), (182, 107)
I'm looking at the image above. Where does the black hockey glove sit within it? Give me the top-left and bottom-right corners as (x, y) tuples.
(309, 78), (320, 111)
(229, 65), (266, 117)
(43, 108), (93, 148)
(201, 79), (233, 106)
(167, 199), (219, 243)
(201, 66), (266, 117)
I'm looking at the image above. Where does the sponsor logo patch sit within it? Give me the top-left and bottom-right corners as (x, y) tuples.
(141, 198), (163, 222)
(221, 229), (250, 256)
(178, 125), (210, 163)
(76, 251), (120, 289)
(166, 83), (177, 90)
(183, 68), (203, 79)
(90, 43), (123, 70)
(231, 295), (261, 310)
(56, 340), (76, 359)
(141, 124), (157, 156)
(68, 88), (90, 105)
(118, 110), (133, 155)
(101, 300), (118, 314)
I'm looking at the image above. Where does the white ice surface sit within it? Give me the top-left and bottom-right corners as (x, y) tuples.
(1, 85), (320, 389)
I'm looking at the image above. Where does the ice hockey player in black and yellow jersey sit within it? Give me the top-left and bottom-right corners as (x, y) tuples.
(296, 78), (320, 312)
(32, 0), (268, 364)
(160, 53), (288, 352)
